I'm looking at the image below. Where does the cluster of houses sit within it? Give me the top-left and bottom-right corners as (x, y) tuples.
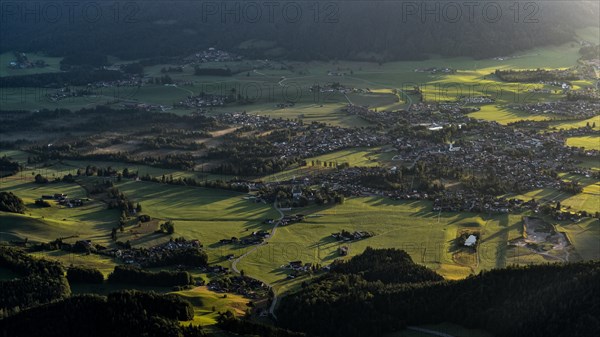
(217, 112), (388, 159)
(274, 125), (386, 158)
(331, 230), (374, 241)
(189, 48), (241, 63)
(510, 101), (600, 119)
(309, 82), (353, 94)
(414, 67), (455, 74)
(40, 193), (84, 208)
(219, 230), (270, 246)
(207, 275), (269, 299)
(107, 239), (202, 266)
(46, 87), (94, 102)
(175, 94), (230, 109)
(458, 95), (495, 104)
(432, 194), (531, 213)
(277, 214), (304, 226)
(285, 260), (316, 278)
(89, 74), (143, 88)
(210, 97), (597, 219)
(8, 52), (47, 69)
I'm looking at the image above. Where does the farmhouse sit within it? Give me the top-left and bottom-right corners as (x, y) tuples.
(464, 235), (477, 247)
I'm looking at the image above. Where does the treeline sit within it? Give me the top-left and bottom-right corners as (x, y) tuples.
(0, 155), (21, 177)
(257, 185), (345, 208)
(0, 191), (26, 214)
(330, 247), (443, 284)
(60, 52), (109, 69)
(1, 106), (221, 136)
(0, 291), (203, 337)
(107, 265), (194, 287)
(0, 247), (70, 316)
(0, 276), (71, 317)
(207, 136), (299, 176)
(66, 265), (104, 284)
(0, 247), (64, 277)
(277, 248), (600, 337)
(194, 67), (232, 76)
(1, 1), (596, 61)
(579, 45), (600, 60)
(217, 311), (309, 337)
(139, 174), (250, 193)
(0, 69), (123, 88)
(494, 68), (578, 83)
(139, 247), (208, 268)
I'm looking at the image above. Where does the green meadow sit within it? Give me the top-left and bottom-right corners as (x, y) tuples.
(174, 286), (250, 326)
(566, 136), (600, 151)
(556, 218), (600, 261)
(2, 41), (590, 127)
(237, 197), (526, 287)
(0, 52), (63, 77)
(260, 146), (394, 182)
(0, 177), (119, 245)
(506, 181), (599, 215)
(551, 116), (600, 131)
(113, 180), (279, 264)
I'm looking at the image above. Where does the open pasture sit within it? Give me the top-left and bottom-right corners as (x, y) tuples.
(237, 197), (525, 286)
(260, 147), (393, 182)
(0, 178), (119, 245)
(114, 181), (279, 263)
(0, 52), (63, 77)
(174, 286), (250, 326)
(566, 136), (600, 151)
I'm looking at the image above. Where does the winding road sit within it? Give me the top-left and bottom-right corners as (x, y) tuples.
(407, 326), (456, 337)
(231, 199), (285, 319)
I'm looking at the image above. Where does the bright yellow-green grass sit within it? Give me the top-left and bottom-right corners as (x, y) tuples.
(260, 147), (394, 182)
(468, 105), (555, 124)
(0, 179), (119, 244)
(566, 136), (600, 151)
(552, 116), (600, 131)
(237, 197), (525, 287)
(0, 52), (63, 77)
(346, 90), (401, 109)
(226, 102), (370, 128)
(114, 180), (279, 263)
(174, 286), (250, 326)
(506, 174), (599, 214)
(0, 150), (232, 183)
(31, 250), (119, 276)
(557, 218), (600, 261)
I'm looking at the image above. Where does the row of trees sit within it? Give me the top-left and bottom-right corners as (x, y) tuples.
(0, 69), (123, 88)
(0, 155), (21, 177)
(277, 248), (600, 337)
(107, 265), (194, 287)
(66, 266), (104, 284)
(0, 191), (26, 213)
(0, 247), (71, 317)
(0, 291), (201, 337)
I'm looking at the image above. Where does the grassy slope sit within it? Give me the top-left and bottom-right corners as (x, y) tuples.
(0, 52), (63, 77)
(237, 197), (525, 285)
(566, 136), (600, 151)
(114, 180), (279, 264)
(174, 286), (250, 326)
(260, 146), (394, 182)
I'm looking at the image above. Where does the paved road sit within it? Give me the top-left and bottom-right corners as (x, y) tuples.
(407, 326), (456, 337)
(231, 200), (285, 319)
